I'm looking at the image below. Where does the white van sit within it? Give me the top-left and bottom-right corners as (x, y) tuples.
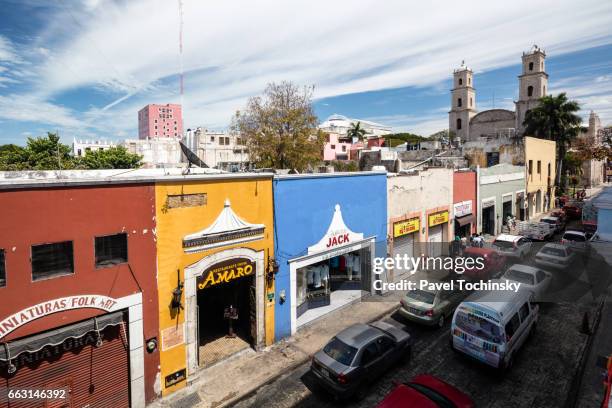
(450, 283), (538, 372)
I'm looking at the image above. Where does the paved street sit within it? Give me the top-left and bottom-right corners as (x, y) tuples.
(233, 226), (611, 408)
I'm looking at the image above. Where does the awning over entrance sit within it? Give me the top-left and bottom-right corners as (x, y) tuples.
(0, 311), (125, 361)
(455, 214), (475, 227)
(183, 199), (265, 252)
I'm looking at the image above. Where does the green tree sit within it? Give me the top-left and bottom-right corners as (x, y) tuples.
(231, 81), (325, 171)
(347, 121), (367, 142)
(25, 132), (76, 170)
(523, 93), (583, 185)
(78, 146), (143, 169)
(384, 132), (426, 147)
(0, 144), (28, 170)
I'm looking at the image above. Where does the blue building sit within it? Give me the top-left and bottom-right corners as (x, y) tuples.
(273, 172), (387, 340)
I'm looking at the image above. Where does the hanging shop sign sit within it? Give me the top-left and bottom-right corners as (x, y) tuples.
(197, 258), (255, 290)
(393, 218), (420, 238)
(453, 201), (473, 218)
(0, 295), (119, 338)
(428, 211), (449, 227)
(307, 204), (364, 254)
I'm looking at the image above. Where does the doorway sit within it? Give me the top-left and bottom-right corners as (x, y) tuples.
(197, 276), (253, 367)
(482, 206), (495, 235)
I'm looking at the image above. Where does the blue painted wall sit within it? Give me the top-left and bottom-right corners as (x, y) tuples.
(273, 173), (388, 340)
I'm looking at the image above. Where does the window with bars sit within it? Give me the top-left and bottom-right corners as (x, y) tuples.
(95, 233), (128, 268)
(32, 241), (74, 281)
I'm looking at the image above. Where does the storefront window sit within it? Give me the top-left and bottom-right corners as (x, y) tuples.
(296, 249), (365, 318)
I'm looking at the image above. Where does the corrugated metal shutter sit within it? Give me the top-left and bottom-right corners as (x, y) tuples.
(1, 313), (130, 408)
(392, 234), (415, 280)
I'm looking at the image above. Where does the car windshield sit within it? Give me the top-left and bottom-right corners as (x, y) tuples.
(405, 382), (454, 408)
(455, 310), (503, 343)
(323, 337), (357, 366)
(541, 219), (556, 225)
(564, 233), (586, 242)
(493, 240), (514, 250)
(541, 247), (566, 257)
(504, 269), (534, 285)
(406, 289), (436, 304)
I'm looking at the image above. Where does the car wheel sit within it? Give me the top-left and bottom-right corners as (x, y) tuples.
(437, 315), (445, 328)
(353, 384), (368, 401)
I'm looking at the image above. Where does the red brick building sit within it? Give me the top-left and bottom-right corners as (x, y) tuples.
(0, 179), (160, 408)
(453, 169), (477, 237)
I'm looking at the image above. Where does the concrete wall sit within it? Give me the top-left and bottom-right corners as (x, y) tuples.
(387, 168), (454, 251)
(478, 164), (526, 235)
(525, 136), (556, 217)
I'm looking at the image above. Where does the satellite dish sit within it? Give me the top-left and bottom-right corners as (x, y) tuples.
(179, 141), (208, 168)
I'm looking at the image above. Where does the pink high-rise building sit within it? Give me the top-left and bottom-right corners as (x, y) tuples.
(138, 103), (183, 139)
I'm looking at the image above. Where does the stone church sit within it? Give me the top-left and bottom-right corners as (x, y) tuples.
(449, 45), (548, 141)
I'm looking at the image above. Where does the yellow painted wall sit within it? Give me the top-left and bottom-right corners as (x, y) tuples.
(525, 136), (556, 207)
(154, 176), (275, 395)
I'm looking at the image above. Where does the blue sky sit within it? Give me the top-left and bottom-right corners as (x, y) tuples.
(0, 0), (611, 145)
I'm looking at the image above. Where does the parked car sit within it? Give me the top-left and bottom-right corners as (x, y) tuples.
(492, 234), (532, 260)
(540, 216), (565, 233)
(311, 322), (411, 399)
(561, 229), (592, 254)
(399, 280), (465, 328)
(582, 220), (598, 235)
(535, 243), (576, 270)
(563, 200), (583, 219)
(462, 247), (506, 280)
(502, 264), (552, 301)
(550, 209), (567, 224)
(451, 285), (539, 373)
(376, 374), (474, 408)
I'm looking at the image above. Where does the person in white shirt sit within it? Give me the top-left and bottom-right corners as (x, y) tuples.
(313, 265), (322, 288)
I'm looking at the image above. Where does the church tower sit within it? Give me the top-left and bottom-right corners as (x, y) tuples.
(515, 45), (548, 136)
(449, 62), (477, 141)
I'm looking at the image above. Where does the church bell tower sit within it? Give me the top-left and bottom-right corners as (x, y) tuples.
(516, 45), (548, 136)
(449, 61), (477, 141)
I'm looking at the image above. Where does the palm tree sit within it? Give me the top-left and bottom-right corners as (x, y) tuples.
(523, 93), (583, 186)
(347, 121), (367, 142)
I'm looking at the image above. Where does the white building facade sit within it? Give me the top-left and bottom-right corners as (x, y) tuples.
(120, 137), (182, 168)
(184, 127), (250, 171)
(72, 139), (117, 157)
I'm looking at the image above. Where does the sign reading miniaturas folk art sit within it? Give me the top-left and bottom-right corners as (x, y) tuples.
(0, 295), (119, 338)
(197, 258), (255, 290)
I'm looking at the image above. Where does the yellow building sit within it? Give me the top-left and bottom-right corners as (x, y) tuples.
(154, 174), (275, 395)
(524, 136), (556, 218)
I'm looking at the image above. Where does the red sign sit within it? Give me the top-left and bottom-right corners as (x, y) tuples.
(326, 233), (350, 248)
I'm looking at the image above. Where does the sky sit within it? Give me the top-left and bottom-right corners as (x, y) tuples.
(0, 0), (611, 145)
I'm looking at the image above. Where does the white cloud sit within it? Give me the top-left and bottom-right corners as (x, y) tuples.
(2, 0), (612, 138)
(0, 94), (82, 129)
(550, 74), (612, 126)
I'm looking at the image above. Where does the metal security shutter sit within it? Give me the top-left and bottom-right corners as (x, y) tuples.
(428, 226), (443, 257)
(393, 234), (414, 259)
(392, 234), (414, 279)
(1, 313), (130, 408)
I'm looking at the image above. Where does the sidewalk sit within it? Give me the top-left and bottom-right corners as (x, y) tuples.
(151, 298), (399, 408)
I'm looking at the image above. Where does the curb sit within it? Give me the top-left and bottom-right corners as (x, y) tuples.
(563, 296), (607, 408)
(217, 303), (400, 408)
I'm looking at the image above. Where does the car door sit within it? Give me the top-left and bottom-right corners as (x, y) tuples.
(376, 335), (397, 371)
(535, 269), (551, 294)
(359, 340), (384, 381)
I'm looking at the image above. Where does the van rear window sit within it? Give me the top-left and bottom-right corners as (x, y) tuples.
(455, 311), (503, 343)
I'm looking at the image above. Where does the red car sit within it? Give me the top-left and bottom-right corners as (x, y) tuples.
(550, 209), (567, 223)
(563, 201), (583, 219)
(461, 247), (506, 280)
(377, 374), (474, 408)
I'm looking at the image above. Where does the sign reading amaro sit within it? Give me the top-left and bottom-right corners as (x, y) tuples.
(197, 258), (255, 290)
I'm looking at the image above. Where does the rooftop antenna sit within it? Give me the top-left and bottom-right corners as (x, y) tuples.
(177, 0), (184, 112)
